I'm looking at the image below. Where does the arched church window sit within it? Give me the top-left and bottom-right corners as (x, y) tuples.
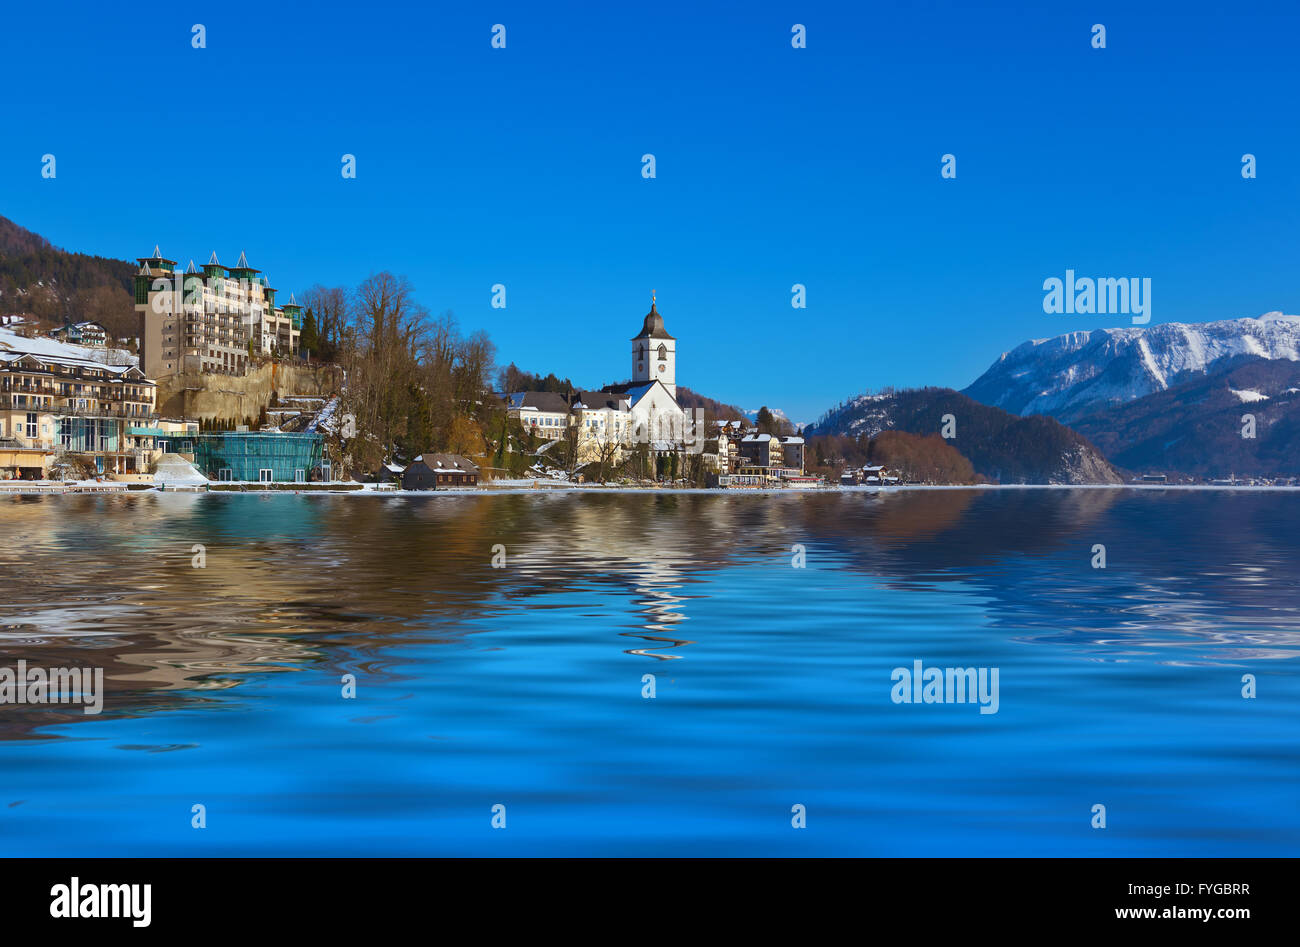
(657, 344), (667, 360)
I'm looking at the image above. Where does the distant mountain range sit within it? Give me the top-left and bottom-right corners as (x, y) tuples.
(964, 313), (1300, 423)
(961, 313), (1300, 478)
(806, 387), (1121, 484)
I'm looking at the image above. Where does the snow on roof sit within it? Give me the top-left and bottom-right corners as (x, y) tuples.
(0, 328), (143, 376)
(620, 382), (655, 403)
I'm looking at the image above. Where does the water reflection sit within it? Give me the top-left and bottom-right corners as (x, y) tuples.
(0, 489), (1297, 742)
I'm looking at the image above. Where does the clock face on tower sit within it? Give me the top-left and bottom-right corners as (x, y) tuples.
(658, 364), (664, 371)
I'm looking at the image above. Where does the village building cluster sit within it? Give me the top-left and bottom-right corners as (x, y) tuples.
(505, 301), (816, 487)
(3, 266), (826, 489)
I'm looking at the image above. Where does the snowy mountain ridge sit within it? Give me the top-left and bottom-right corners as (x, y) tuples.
(963, 312), (1300, 421)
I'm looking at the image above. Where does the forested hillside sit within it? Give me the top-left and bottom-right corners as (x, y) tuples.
(0, 215), (137, 338)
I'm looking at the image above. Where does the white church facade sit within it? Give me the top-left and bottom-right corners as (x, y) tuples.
(506, 298), (697, 460)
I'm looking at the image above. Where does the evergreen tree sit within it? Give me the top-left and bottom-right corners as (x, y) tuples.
(300, 307), (320, 356)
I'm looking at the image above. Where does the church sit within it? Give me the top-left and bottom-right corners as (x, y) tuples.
(506, 297), (692, 455)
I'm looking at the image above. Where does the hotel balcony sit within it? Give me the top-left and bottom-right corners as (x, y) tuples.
(58, 401), (156, 420)
(0, 395), (58, 410)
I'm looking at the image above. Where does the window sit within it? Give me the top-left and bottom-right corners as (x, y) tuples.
(25, 413), (36, 438)
(294, 469), (305, 483)
(259, 469), (273, 482)
(657, 344), (667, 360)
(218, 468), (232, 481)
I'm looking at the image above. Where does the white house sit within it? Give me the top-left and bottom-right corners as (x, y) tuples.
(506, 390), (571, 439)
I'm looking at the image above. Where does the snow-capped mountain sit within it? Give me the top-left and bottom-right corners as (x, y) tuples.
(963, 312), (1300, 423)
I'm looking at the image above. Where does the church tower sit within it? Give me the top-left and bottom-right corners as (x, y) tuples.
(631, 294), (676, 400)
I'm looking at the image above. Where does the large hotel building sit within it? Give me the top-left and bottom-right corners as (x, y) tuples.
(134, 247), (302, 379)
(0, 331), (171, 479)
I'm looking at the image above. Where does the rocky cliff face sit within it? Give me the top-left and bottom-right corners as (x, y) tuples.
(156, 361), (343, 421)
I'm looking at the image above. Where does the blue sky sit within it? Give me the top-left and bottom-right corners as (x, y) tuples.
(3, 0), (1298, 420)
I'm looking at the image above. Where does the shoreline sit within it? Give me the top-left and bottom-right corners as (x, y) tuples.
(5, 481), (1300, 498)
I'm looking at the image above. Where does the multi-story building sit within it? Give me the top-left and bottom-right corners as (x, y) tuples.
(49, 321), (109, 347)
(737, 433), (783, 469)
(0, 332), (158, 479)
(260, 293), (303, 357)
(777, 435), (805, 475)
(506, 391), (572, 439)
(135, 248), (301, 379)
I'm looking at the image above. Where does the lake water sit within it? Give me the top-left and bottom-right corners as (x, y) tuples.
(1, 488), (1297, 856)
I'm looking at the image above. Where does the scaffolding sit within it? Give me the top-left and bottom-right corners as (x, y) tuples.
(189, 432), (324, 482)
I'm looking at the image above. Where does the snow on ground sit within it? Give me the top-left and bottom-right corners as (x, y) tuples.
(1230, 388), (1269, 403)
(153, 454), (209, 486)
(305, 397), (338, 433)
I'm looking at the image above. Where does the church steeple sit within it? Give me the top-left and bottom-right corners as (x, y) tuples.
(631, 293), (676, 399)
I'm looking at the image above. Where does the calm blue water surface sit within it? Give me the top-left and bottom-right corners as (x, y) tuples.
(1, 488), (1297, 856)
